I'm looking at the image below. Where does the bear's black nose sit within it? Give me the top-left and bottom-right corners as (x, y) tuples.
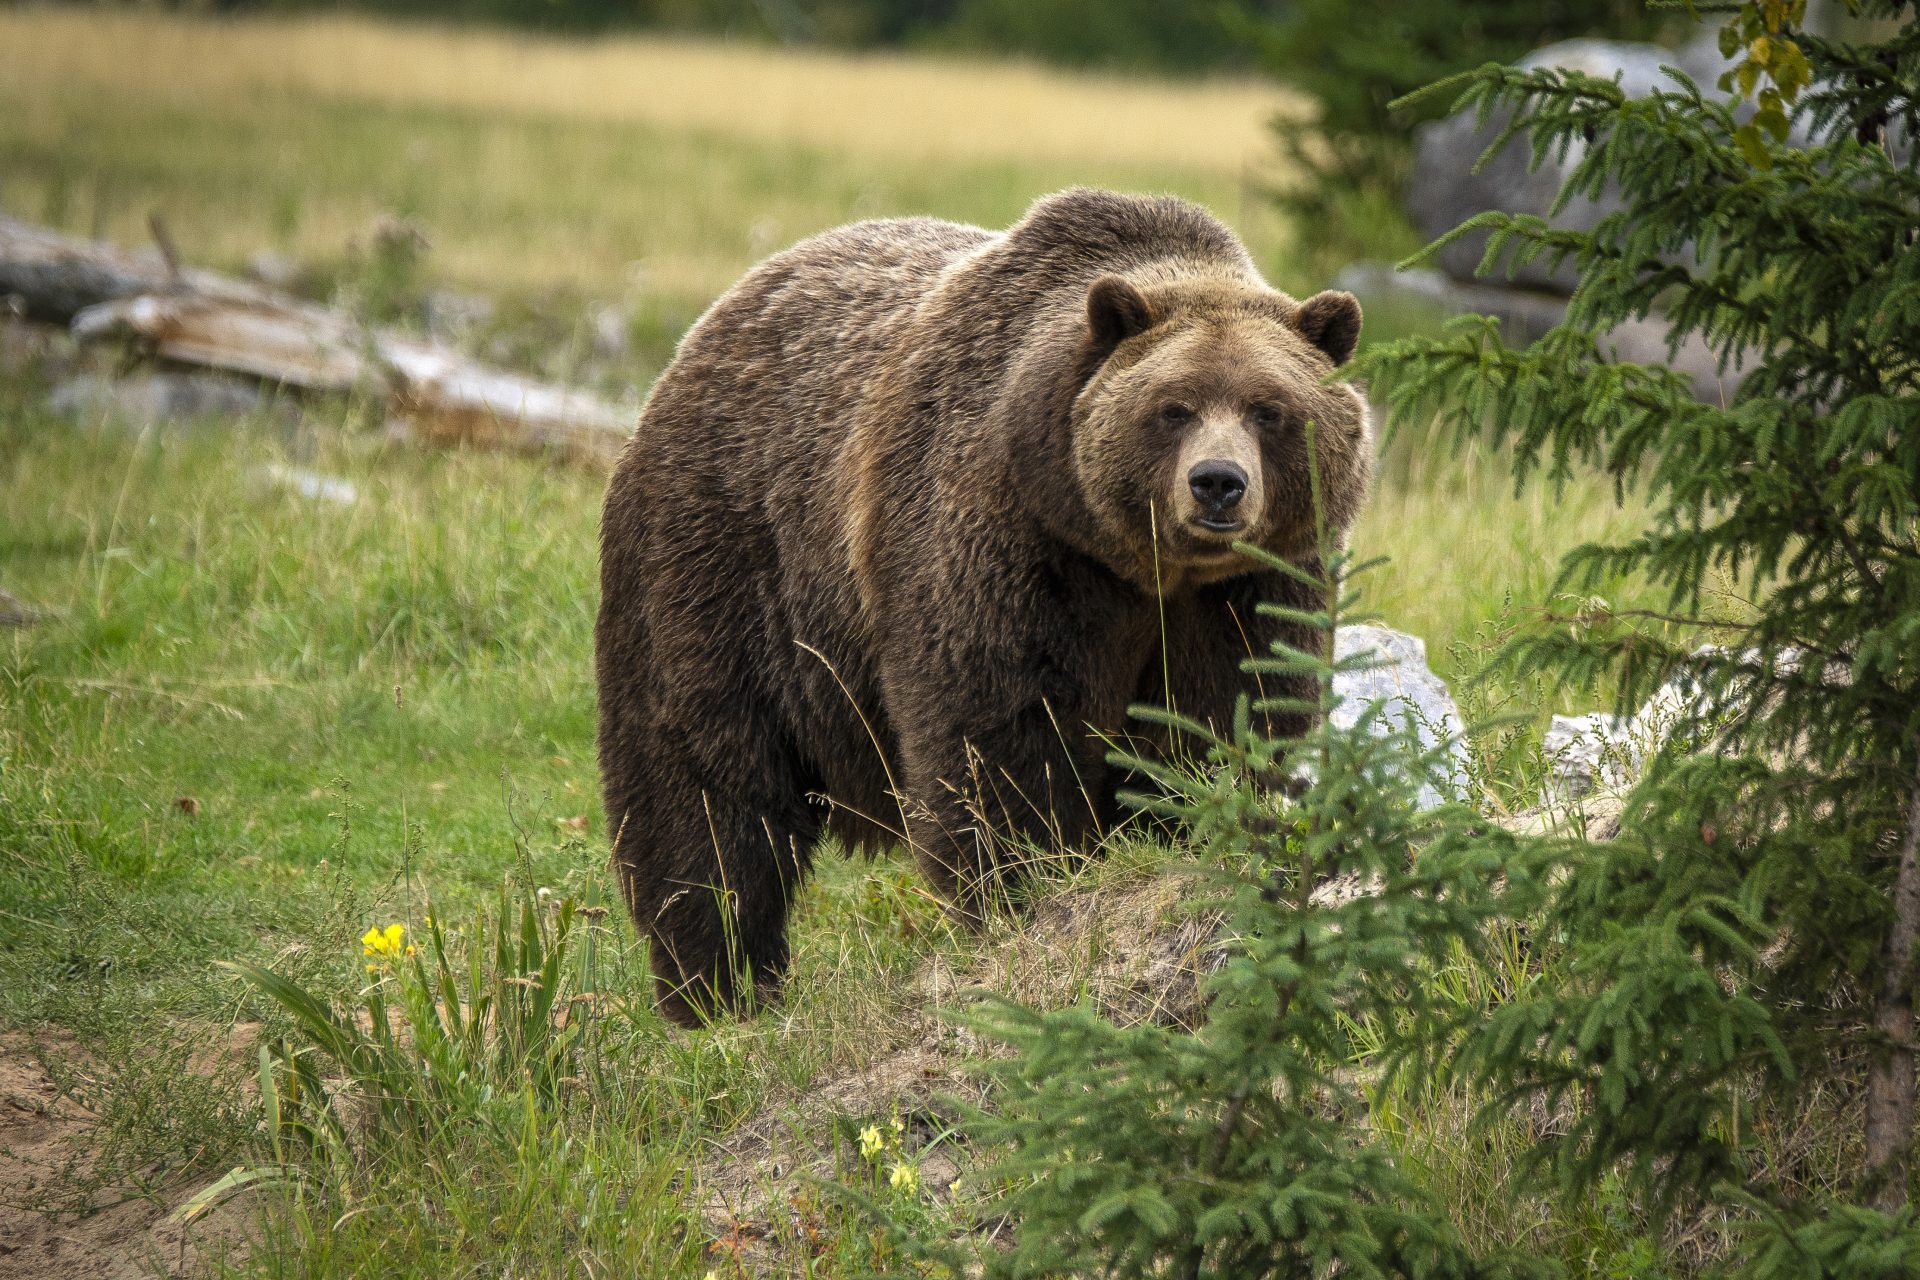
(1188, 461), (1248, 513)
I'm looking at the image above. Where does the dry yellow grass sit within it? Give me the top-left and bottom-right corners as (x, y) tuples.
(0, 8), (1300, 306)
(0, 8), (1298, 173)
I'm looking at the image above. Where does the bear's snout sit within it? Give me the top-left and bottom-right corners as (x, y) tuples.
(1170, 412), (1265, 544)
(1187, 460), (1248, 527)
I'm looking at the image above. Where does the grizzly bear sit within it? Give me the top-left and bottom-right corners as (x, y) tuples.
(597, 188), (1372, 1025)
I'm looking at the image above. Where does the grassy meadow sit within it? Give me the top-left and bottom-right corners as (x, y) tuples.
(0, 9), (1293, 329)
(2, 9), (1667, 1277)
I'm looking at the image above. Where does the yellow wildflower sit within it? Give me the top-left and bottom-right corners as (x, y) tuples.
(888, 1162), (919, 1193)
(857, 1124), (883, 1160)
(361, 923), (407, 961)
(889, 1114), (905, 1139)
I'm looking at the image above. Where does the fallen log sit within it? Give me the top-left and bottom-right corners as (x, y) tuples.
(1, 216), (263, 323)
(2, 215), (634, 468)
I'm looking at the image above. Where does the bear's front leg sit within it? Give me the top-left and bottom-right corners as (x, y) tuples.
(892, 695), (1121, 922)
(874, 545), (1154, 919)
(1146, 566), (1329, 749)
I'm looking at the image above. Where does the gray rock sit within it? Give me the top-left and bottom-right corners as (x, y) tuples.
(1409, 32), (1860, 297)
(48, 371), (268, 427)
(1410, 38), (1688, 293)
(1538, 644), (1803, 801)
(1603, 312), (1750, 404)
(1542, 711), (1637, 801)
(1331, 624), (1473, 810)
(1333, 260), (1569, 346)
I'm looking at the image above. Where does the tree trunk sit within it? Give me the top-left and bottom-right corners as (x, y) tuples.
(1865, 751), (1920, 1210)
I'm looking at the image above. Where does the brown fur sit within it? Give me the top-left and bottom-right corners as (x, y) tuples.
(596, 189), (1372, 1025)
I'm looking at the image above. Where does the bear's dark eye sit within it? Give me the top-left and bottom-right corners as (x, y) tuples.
(1160, 404), (1194, 427)
(1250, 403), (1284, 429)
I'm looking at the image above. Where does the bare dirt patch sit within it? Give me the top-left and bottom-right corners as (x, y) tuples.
(0, 1032), (251, 1280)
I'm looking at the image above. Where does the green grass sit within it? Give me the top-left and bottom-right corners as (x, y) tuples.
(0, 377), (986, 1274)
(0, 350), (1660, 1272)
(1360, 419), (1654, 686)
(2, 410), (590, 1018)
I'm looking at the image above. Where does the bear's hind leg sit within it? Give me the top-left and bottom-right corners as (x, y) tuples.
(608, 730), (819, 1027)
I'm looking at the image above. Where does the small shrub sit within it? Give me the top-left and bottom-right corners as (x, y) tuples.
(867, 542), (1551, 1277)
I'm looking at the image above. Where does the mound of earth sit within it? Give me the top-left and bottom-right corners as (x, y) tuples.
(694, 789), (1630, 1273)
(696, 866), (1221, 1272)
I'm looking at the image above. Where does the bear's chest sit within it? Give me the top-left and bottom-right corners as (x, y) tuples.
(1020, 561), (1169, 718)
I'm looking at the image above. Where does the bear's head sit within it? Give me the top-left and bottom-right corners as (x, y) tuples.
(1068, 274), (1372, 590)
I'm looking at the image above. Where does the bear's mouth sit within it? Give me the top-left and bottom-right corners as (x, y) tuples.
(1190, 516), (1245, 536)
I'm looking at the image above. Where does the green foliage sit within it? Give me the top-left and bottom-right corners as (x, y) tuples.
(1716, 0), (1818, 162)
(1356, 0), (1920, 1267)
(874, 548), (1550, 1278)
(222, 877), (609, 1178)
(192, 877), (702, 1274)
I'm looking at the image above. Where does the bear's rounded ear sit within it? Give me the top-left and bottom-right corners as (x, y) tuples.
(1294, 290), (1363, 365)
(1086, 275), (1154, 352)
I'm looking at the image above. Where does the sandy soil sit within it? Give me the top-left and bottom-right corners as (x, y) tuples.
(0, 1033), (250, 1280)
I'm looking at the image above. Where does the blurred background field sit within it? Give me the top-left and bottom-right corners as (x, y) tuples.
(0, 9), (1292, 353)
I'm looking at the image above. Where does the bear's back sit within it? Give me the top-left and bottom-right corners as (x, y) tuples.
(616, 217), (985, 518)
(628, 192), (1254, 485)
(966, 188), (1255, 296)
(672, 216), (990, 414)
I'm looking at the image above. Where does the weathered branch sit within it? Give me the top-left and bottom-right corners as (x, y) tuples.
(1, 215), (634, 469)
(0, 214), (269, 322)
